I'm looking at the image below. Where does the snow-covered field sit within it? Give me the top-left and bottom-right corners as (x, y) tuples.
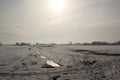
(0, 45), (120, 80)
(67, 45), (120, 54)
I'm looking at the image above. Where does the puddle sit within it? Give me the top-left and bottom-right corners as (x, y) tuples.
(47, 60), (60, 68)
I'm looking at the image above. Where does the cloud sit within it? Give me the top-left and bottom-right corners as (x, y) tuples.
(0, 0), (120, 43)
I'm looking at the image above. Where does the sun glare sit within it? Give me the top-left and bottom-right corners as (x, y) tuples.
(50, 0), (65, 14)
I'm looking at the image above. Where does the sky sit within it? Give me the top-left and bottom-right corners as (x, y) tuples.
(0, 0), (120, 44)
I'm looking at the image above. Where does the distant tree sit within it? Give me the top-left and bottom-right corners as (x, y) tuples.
(70, 41), (72, 45)
(117, 41), (120, 45)
(112, 41), (120, 45)
(0, 43), (2, 46)
(74, 43), (81, 45)
(83, 43), (90, 45)
(20, 42), (30, 46)
(26, 43), (31, 46)
(51, 43), (57, 45)
(15, 42), (30, 46)
(91, 41), (108, 45)
(36, 43), (39, 45)
(15, 42), (19, 46)
(67, 41), (72, 45)
(20, 42), (26, 46)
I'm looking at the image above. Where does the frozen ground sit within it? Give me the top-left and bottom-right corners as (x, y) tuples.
(67, 45), (120, 54)
(0, 45), (120, 80)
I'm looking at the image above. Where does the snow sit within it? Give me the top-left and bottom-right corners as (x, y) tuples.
(0, 45), (120, 80)
(66, 45), (120, 54)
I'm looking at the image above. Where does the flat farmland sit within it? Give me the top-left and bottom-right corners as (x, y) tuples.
(0, 45), (120, 80)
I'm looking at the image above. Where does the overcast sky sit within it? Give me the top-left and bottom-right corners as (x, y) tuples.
(0, 0), (120, 44)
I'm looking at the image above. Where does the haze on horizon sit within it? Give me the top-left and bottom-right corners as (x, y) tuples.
(0, 0), (120, 44)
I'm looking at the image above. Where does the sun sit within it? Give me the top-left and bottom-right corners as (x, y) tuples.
(50, 0), (65, 14)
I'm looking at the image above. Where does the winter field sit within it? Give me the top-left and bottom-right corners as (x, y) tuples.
(0, 45), (120, 80)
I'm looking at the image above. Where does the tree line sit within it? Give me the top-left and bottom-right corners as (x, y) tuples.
(14, 41), (120, 46)
(15, 42), (30, 46)
(73, 41), (120, 45)
(0, 41), (120, 46)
